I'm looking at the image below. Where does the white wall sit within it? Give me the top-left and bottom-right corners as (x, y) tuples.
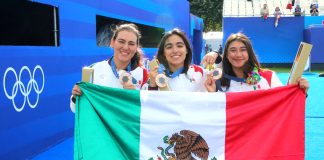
(203, 32), (223, 51)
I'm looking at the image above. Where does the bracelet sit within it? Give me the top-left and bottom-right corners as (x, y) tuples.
(148, 86), (158, 90)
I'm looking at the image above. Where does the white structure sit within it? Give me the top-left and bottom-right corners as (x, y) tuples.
(203, 32), (223, 52)
(223, 0), (323, 17)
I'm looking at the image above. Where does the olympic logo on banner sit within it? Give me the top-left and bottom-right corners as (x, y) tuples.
(3, 65), (45, 112)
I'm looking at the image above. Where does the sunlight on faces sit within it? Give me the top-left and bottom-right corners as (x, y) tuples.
(111, 30), (138, 65)
(227, 41), (249, 70)
(164, 35), (187, 72)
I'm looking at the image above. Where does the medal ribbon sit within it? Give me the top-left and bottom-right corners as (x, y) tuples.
(223, 74), (246, 83)
(165, 66), (184, 78)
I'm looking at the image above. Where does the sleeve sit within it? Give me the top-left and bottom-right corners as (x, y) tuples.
(70, 95), (76, 113)
(139, 67), (150, 90)
(270, 71), (283, 88)
(148, 86), (159, 90)
(141, 68), (149, 88)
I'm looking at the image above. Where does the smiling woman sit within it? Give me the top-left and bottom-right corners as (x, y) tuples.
(70, 23), (149, 113)
(148, 28), (208, 92)
(204, 32), (310, 94)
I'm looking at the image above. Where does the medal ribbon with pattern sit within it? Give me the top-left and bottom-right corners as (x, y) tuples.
(165, 66), (184, 78)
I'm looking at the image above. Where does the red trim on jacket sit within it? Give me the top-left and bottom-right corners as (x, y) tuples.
(259, 69), (273, 87)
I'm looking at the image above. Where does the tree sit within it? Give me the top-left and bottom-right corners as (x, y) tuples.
(189, 0), (223, 31)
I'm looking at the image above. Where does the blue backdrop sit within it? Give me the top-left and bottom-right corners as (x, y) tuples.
(223, 17), (305, 63)
(304, 26), (324, 64)
(0, 0), (201, 159)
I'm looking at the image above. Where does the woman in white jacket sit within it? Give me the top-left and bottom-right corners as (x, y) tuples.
(70, 23), (148, 112)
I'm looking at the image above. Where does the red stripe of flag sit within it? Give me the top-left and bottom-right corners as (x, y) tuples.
(225, 85), (305, 160)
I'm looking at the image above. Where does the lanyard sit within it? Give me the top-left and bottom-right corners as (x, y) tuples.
(165, 66), (184, 78)
(220, 73), (259, 91)
(158, 64), (184, 78)
(157, 64), (166, 74)
(223, 74), (246, 83)
(216, 74), (244, 92)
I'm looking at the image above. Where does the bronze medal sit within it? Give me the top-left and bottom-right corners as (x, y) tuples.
(212, 68), (222, 80)
(155, 74), (168, 88)
(119, 70), (132, 85)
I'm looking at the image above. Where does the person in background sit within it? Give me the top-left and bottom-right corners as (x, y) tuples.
(204, 32), (309, 94)
(218, 44), (223, 55)
(310, 4), (319, 16)
(70, 23), (149, 112)
(273, 7), (282, 27)
(205, 43), (209, 54)
(294, 5), (302, 16)
(310, 0), (319, 9)
(260, 4), (269, 20)
(208, 44), (213, 52)
(287, 0), (293, 12)
(148, 28), (218, 91)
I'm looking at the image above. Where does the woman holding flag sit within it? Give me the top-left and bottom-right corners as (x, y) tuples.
(204, 32), (309, 93)
(70, 23), (149, 112)
(148, 28), (221, 91)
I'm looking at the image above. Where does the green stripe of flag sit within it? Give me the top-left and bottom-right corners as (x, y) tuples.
(75, 82), (141, 160)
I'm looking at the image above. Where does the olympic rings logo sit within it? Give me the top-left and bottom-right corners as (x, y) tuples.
(3, 65), (45, 112)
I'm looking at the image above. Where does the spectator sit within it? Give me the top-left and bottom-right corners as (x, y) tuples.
(208, 44), (212, 52)
(310, 4), (319, 16)
(218, 44), (223, 55)
(273, 7), (282, 27)
(310, 0), (319, 9)
(294, 5), (302, 16)
(286, 1), (293, 12)
(205, 43), (209, 54)
(260, 4), (269, 20)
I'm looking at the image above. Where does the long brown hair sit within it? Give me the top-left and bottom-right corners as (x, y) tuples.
(156, 28), (192, 74)
(221, 33), (260, 88)
(111, 23), (143, 69)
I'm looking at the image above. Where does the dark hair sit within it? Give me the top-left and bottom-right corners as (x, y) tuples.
(111, 23), (143, 68)
(156, 28), (192, 74)
(221, 33), (260, 88)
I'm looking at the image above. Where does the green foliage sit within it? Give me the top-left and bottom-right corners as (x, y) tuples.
(189, 0), (223, 31)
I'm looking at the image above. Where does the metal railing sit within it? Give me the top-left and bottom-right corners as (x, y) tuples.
(223, 0), (322, 17)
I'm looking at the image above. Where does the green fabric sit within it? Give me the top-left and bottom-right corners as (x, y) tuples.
(74, 82), (141, 160)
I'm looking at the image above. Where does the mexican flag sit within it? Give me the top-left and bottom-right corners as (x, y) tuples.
(74, 82), (305, 160)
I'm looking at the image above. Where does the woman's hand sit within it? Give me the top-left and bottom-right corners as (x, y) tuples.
(202, 51), (218, 66)
(123, 83), (136, 90)
(149, 65), (159, 87)
(204, 74), (217, 92)
(72, 85), (82, 97)
(297, 77), (309, 93)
